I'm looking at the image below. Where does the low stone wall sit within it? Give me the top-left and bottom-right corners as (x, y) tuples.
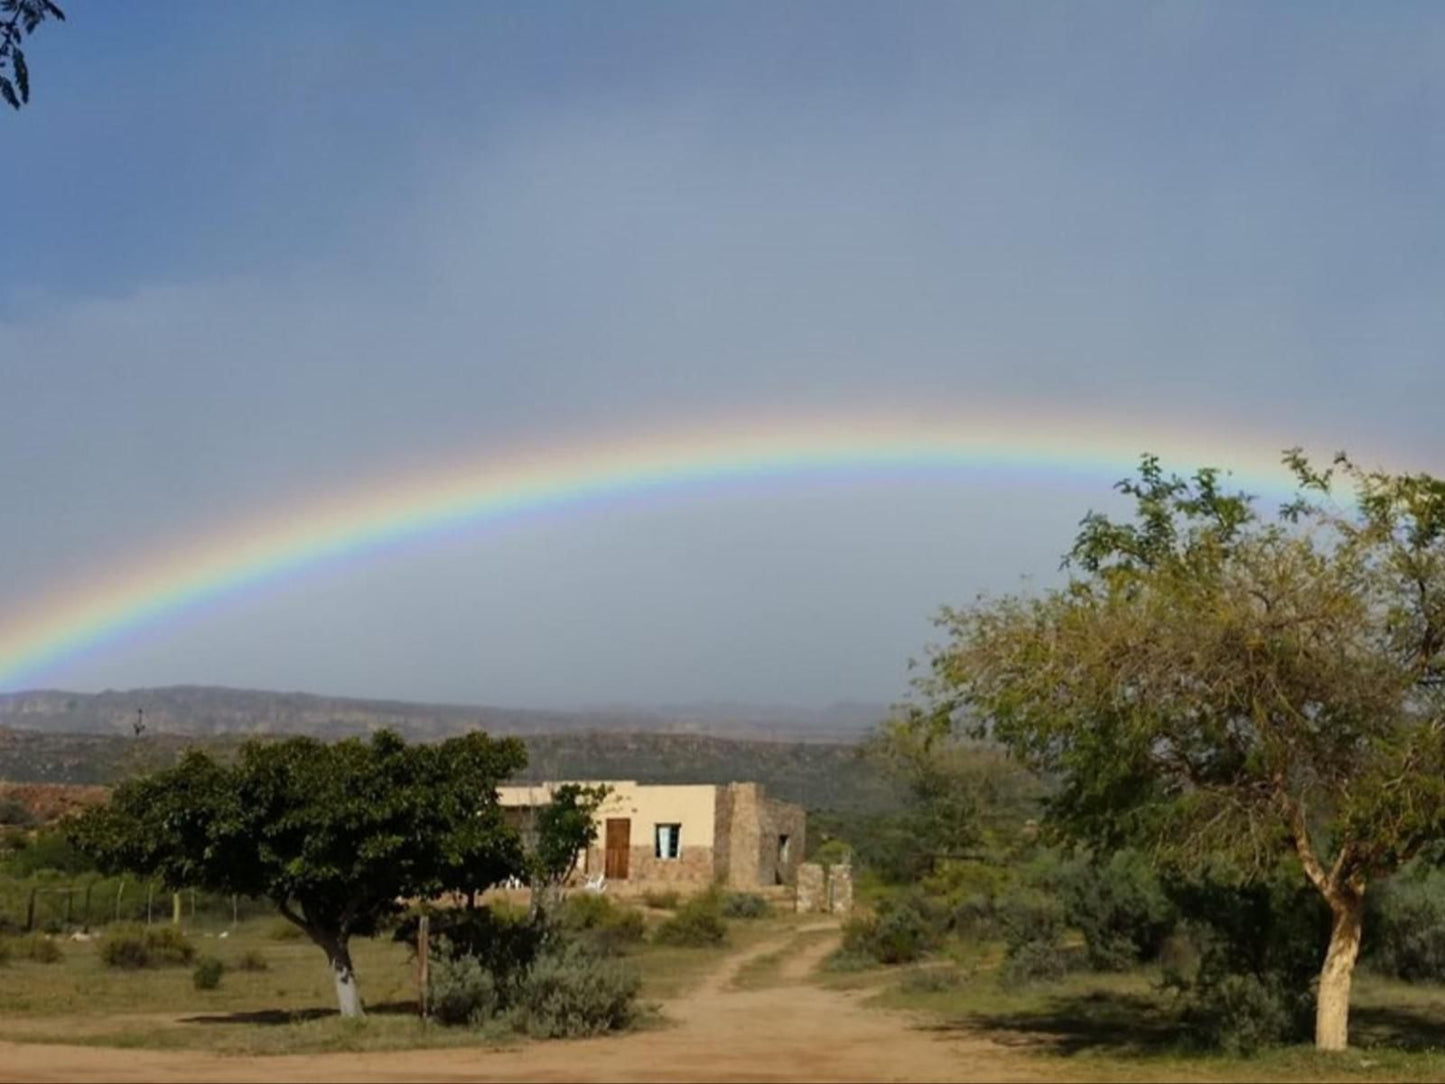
(795, 861), (853, 915)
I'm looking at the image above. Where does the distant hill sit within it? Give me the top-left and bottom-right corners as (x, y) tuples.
(0, 686), (887, 744)
(0, 726), (902, 814)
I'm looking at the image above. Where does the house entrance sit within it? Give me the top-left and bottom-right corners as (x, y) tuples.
(605, 818), (631, 880)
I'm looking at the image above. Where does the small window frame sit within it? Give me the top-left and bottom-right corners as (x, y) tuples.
(654, 822), (683, 860)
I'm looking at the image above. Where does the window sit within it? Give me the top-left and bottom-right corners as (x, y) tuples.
(654, 823), (682, 859)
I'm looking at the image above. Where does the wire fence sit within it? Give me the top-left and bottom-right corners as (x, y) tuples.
(0, 875), (272, 934)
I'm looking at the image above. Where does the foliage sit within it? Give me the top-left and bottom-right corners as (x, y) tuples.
(520, 784), (609, 916)
(997, 889), (1071, 987)
(13, 932), (61, 963)
(839, 890), (946, 966)
(641, 888), (681, 910)
(906, 451), (1445, 1049)
(1363, 866), (1445, 982)
(234, 948), (268, 973)
(0, 797), (34, 827)
(1058, 849), (1175, 970)
(0, 0), (64, 109)
(427, 942), (501, 1026)
(2, 829), (95, 876)
(719, 892), (769, 919)
(555, 893), (646, 953)
(267, 918), (304, 941)
(192, 955), (225, 991)
(97, 924), (196, 969)
(397, 905), (542, 994)
(1163, 865), (1327, 1051)
(652, 889), (728, 947)
(509, 939), (642, 1038)
(70, 729), (528, 1017)
(0, 937), (9, 965)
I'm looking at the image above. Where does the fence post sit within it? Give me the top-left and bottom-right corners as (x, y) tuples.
(115, 877), (126, 922)
(231, 894), (238, 928)
(146, 883), (154, 925)
(64, 887), (73, 927)
(83, 881), (93, 931)
(25, 886), (37, 933)
(417, 914), (430, 1019)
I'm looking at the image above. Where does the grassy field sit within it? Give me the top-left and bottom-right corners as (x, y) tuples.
(0, 907), (777, 1055)
(851, 957), (1445, 1083)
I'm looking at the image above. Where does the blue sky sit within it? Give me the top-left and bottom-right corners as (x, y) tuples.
(3, 3), (1445, 707)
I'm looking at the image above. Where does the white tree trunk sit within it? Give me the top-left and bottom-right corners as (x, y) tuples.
(326, 938), (364, 1019)
(1315, 893), (1363, 1052)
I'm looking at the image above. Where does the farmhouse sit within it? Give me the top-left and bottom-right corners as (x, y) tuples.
(497, 780), (806, 890)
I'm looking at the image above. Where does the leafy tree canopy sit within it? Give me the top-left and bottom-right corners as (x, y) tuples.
(906, 451), (1445, 1051)
(1, 0), (64, 110)
(71, 729), (528, 1016)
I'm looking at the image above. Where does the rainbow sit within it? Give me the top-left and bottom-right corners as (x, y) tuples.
(0, 408), (1323, 690)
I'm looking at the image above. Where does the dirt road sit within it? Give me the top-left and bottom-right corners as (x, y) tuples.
(0, 924), (1049, 1083)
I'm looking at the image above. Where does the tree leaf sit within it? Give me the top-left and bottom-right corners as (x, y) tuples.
(0, 75), (18, 110)
(12, 45), (26, 103)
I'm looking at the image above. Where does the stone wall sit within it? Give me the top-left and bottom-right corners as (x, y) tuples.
(580, 843), (714, 886)
(795, 861), (853, 915)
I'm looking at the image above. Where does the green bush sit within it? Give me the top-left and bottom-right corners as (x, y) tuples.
(0, 938), (11, 966)
(1364, 867), (1445, 982)
(98, 924), (197, 969)
(557, 893), (647, 953)
(996, 891), (1071, 988)
(652, 891), (727, 947)
(397, 906), (542, 994)
(641, 889), (681, 910)
(1163, 868), (1325, 1051)
(192, 955), (225, 990)
(839, 891), (946, 966)
(267, 918), (305, 941)
(234, 948), (268, 972)
(719, 892), (769, 919)
(510, 940), (641, 1038)
(1059, 850), (1175, 971)
(428, 946), (501, 1026)
(16, 933), (62, 963)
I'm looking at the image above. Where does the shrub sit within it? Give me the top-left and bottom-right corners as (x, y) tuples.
(0, 939), (11, 966)
(428, 946), (501, 1026)
(1162, 868), (1325, 1051)
(1364, 867), (1445, 982)
(1059, 850), (1175, 971)
(235, 948), (268, 972)
(510, 940), (641, 1038)
(145, 925), (198, 966)
(652, 891), (727, 947)
(997, 891), (1071, 988)
(556, 894), (646, 953)
(17, 933), (62, 964)
(395, 906), (544, 1000)
(192, 955), (225, 990)
(267, 918), (304, 941)
(641, 889), (681, 910)
(839, 891), (946, 966)
(720, 892), (769, 920)
(98, 924), (196, 969)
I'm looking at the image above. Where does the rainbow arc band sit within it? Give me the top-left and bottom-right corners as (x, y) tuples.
(0, 411), (1321, 689)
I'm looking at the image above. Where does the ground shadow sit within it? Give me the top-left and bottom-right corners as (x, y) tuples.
(916, 988), (1445, 1059)
(178, 1000), (419, 1026)
(1351, 1005), (1445, 1052)
(915, 989), (1182, 1057)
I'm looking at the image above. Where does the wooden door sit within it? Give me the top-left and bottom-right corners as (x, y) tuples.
(604, 818), (631, 880)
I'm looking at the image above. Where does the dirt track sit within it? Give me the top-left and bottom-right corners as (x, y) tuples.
(0, 924), (1051, 1083)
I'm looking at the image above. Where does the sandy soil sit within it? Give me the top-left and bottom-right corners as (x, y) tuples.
(0, 923), (1051, 1083)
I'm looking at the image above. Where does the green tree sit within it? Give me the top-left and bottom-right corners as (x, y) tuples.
(1, 0), (64, 109)
(70, 729), (527, 1017)
(519, 783), (609, 919)
(907, 453), (1445, 1051)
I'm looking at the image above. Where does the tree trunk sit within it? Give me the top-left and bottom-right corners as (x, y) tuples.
(1315, 891), (1364, 1051)
(312, 932), (365, 1019)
